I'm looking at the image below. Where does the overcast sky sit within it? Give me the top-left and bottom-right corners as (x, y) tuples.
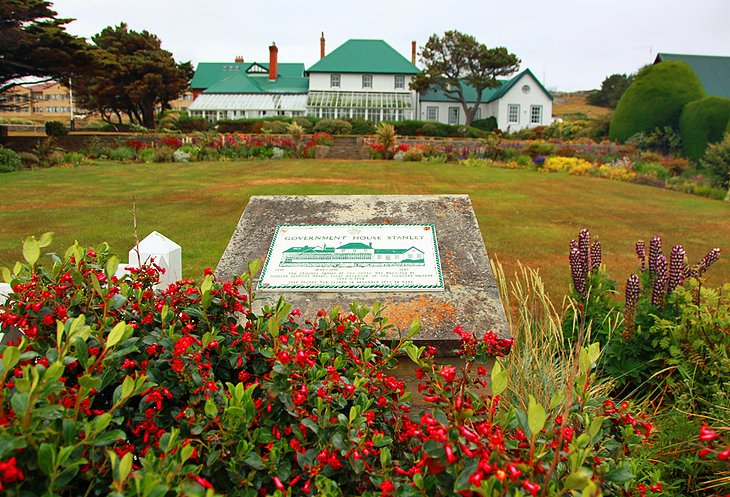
(52, 0), (730, 92)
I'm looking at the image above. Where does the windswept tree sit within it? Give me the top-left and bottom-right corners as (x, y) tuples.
(410, 31), (520, 126)
(0, 0), (93, 92)
(587, 73), (634, 108)
(74, 23), (192, 129)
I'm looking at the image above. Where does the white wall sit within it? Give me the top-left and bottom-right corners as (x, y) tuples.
(418, 101), (498, 125)
(493, 73), (553, 132)
(309, 73), (414, 92)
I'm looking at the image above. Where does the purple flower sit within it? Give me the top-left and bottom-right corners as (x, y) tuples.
(579, 229), (592, 276)
(624, 274), (640, 338)
(652, 255), (668, 306)
(649, 236), (662, 275)
(667, 245), (686, 294)
(591, 241), (602, 272)
(636, 241), (646, 272)
(570, 247), (587, 297)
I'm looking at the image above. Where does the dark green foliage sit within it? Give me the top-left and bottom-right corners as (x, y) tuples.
(471, 117), (498, 131)
(312, 119), (352, 135)
(387, 120), (484, 138)
(679, 96), (730, 161)
(175, 114), (211, 132)
(73, 23), (192, 129)
(44, 120), (68, 137)
(217, 116), (292, 133)
(411, 31), (520, 126)
(347, 118), (375, 135)
(292, 116), (315, 132)
(587, 73), (633, 108)
(627, 126), (683, 155)
(0, 146), (21, 173)
(609, 62), (706, 142)
(701, 133), (730, 188)
(260, 120), (289, 134)
(525, 142), (554, 158)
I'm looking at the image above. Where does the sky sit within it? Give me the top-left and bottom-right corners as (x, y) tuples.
(51, 0), (730, 92)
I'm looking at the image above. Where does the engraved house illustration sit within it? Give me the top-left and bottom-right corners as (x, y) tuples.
(281, 242), (425, 266)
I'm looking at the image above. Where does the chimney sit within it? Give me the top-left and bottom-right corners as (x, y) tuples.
(269, 42), (278, 81)
(411, 41), (417, 64)
(235, 55), (244, 63)
(320, 32), (326, 59)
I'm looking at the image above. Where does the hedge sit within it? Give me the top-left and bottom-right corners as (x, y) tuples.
(610, 61), (706, 142)
(679, 96), (730, 161)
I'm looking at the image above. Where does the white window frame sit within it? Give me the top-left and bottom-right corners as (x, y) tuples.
(530, 105), (542, 124)
(330, 74), (341, 88)
(362, 74), (373, 89)
(426, 106), (438, 121)
(448, 106), (459, 125)
(394, 75), (405, 89)
(508, 104), (520, 124)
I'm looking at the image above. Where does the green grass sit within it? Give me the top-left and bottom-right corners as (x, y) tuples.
(1, 159), (728, 298)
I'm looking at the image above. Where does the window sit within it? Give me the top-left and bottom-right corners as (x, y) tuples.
(508, 104), (520, 124)
(394, 75), (405, 89)
(448, 107), (459, 125)
(367, 108), (381, 123)
(362, 74), (373, 89)
(426, 106), (438, 121)
(530, 105), (542, 124)
(337, 108), (350, 119)
(330, 74), (340, 88)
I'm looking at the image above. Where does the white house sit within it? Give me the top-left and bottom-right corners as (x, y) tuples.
(305, 38), (420, 122)
(418, 69), (554, 131)
(188, 37), (553, 130)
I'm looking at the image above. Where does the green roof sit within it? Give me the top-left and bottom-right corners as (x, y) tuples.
(307, 39), (419, 74)
(655, 53), (730, 99)
(419, 69), (553, 103)
(191, 62), (308, 92)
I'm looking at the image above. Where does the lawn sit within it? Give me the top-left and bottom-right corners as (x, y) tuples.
(1, 159), (728, 298)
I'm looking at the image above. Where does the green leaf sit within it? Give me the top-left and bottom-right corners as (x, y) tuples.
(528, 395), (547, 437)
(564, 470), (591, 490)
(23, 236), (40, 266)
(90, 429), (126, 446)
(78, 374), (102, 391)
(379, 446), (391, 469)
(38, 443), (56, 476)
(1, 266), (11, 283)
(407, 317), (422, 338)
(578, 347), (591, 373)
(38, 232), (54, 248)
(204, 398), (217, 418)
(243, 452), (266, 470)
(2, 346), (20, 372)
(588, 342), (601, 363)
(121, 375), (135, 400)
(200, 274), (213, 295)
(44, 361), (65, 384)
(403, 342), (422, 364)
(605, 466), (633, 483)
(94, 413), (112, 433)
(105, 321), (127, 350)
(106, 255), (120, 279)
(590, 416), (604, 439)
(90, 274), (104, 297)
(491, 360), (508, 396)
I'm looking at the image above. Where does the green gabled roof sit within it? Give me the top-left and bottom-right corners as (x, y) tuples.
(337, 242), (373, 250)
(655, 53), (730, 99)
(307, 39), (419, 74)
(204, 73), (264, 94)
(419, 69), (553, 103)
(191, 62), (307, 90)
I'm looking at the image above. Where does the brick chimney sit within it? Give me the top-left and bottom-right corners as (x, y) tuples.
(411, 41), (417, 64)
(269, 42), (278, 81)
(235, 55), (244, 63)
(320, 32), (326, 59)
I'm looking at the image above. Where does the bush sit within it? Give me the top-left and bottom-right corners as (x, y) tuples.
(312, 118), (352, 135)
(348, 118), (375, 135)
(0, 146), (21, 173)
(176, 114), (212, 132)
(679, 96), (730, 161)
(627, 126), (683, 155)
(17, 151), (39, 167)
(154, 147), (175, 163)
(700, 133), (730, 187)
(635, 161), (670, 180)
(610, 61), (706, 142)
(292, 116), (315, 132)
(0, 237), (659, 497)
(471, 117), (498, 132)
(261, 120), (289, 134)
(524, 141), (554, 158)
(420, 123), (439, 136)
(44, 120), (68, 137)
(109, 146), (136, 162)
(62, 151), (87, 167)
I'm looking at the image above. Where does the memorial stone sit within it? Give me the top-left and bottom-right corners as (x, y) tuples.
(216, 195), (508, 356)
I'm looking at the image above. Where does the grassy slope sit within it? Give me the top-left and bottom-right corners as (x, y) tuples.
(1, 159), (728, 298)
(552, 92), (612, 120)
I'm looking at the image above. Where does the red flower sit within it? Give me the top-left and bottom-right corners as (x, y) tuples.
(521, 480), (540, 497)
(699, 424), (719, 441)
(0, 457), (24, 486)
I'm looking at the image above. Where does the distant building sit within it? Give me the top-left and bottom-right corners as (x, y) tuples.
(0, 82), (75, 121)
(654, 53), (730, 99)
(281, 242), (425, 265)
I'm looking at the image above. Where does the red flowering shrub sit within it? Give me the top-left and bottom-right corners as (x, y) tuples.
(0, 236), (655, 496)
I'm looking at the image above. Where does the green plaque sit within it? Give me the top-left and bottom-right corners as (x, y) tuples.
(259, 224), (444, 292)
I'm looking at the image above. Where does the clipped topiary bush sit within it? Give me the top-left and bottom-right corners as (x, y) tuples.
(0, 146), (21, 173)
(609, 61), (705, 142)
(471, 116), (498, 132)
(679, 96), (730, 161)
(260, 120), (289, 134)
(348, 118), (375, 135)
(44, 120), (68, 137)
(313, 118), (352, 135)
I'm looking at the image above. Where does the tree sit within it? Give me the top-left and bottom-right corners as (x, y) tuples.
(74, 24), (192, 129)
(609, 61), (705, 142)
(410, 31), (520, 126)
(587, 73), (633, 108)
(0, 0), (93, 93)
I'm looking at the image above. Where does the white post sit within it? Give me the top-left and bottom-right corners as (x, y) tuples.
(129, 231), (182, 289)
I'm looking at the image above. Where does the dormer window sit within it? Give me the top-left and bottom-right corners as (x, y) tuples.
(394, 75), (405, 89)
(330, 74), (341, 88)
(362, 74), (373, 89)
